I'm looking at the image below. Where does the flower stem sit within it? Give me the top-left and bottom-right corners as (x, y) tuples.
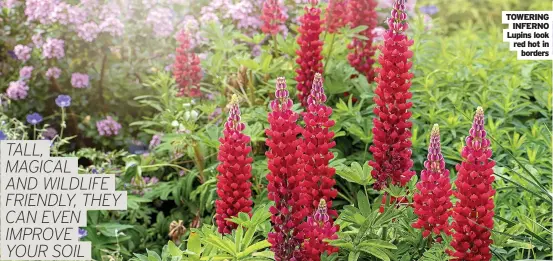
(323, 33), (337, 75)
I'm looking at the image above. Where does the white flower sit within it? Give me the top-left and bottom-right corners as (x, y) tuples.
(171, 120), (179, 127)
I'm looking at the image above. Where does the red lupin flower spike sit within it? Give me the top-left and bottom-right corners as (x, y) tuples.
(295, 0), (324, 108)
(297, 199), (339, 261)
(346, 0), (378, 80)
(368, 0), (415, 190)
(449, 107), (496, 261)
(261, 0), (287, 36)
(299, 73), (338, 217)
(173, 30), (202, 97)
(214, 95), (254, 234)
(325, 0), (348, 33)
(266, 78), (305, 260)
(412, 124), (453, 238)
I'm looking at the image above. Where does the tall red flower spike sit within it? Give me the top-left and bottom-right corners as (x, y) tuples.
(346, 0), (378, 80)
(266, 77), (305, 261)
(261, 0), (287, 36)
(173, 30), (202, 97)
(368, 0), (415, 190)
(325, 0), (348, 33)
(297, 199), (339, 261)
(449, 107), (496, 261)
(299, 73), (338, 216)
(412, 124), (453, 238)
(215, 95), (253, 234)
(295, 0), (324, 108)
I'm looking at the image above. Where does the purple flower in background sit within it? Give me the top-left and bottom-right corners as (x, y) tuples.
(208, 107), (222, 122)
(67, 6), (87, 25)
(71, 73), (89, 88)
(42, 38), (65, 59)
(25, 0), (59, 24)
(372, 26), (386, 42)
(423, 14), (433, 30)
(55, 95), (71, 108)
(42, 127), (58, 139)
(0, 131), (6, 140)
(26, 112), (43, 125)
(147, 7), (174, 38)
(2, 0), (18, 9)
(419, 5), (438, 15)
(149, 134), (163, 150)
(251, 44), (261, 57)
(19, 66), (33, 80)
(46, 67), (62, 79)
(77, 22), (100, 42)
(7, 50), (16, 59)
(96, 116), (122, 136)
(32, 33), (44, 47)
(78, 228), (88, 239)
(129, 140), (148, 155)
(99, 17), (124, 37)
(227, 0), (263, 31)
(14, 45), (32, 62)
(6, 81), (29, 100)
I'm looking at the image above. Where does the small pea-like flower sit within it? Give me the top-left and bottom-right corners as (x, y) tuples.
(0, 131), (7, 140)
(26, 113), (43, 125)
(55, 95), (71, 108)
(78, 228), (88, 239)
(46, 67), (61, 79)
(96, 116), (122, 136)
(14, 45), (32, 62)
(19, 66), (33, 80)
(71, 73), (89, 88)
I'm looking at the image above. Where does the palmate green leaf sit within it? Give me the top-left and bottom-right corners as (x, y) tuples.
(348, 251), (360, 261)
(204, 234), (237, 256)
(187, 232), (202, 261)
(358, 239), (397, 250)
(335, 162), (372, 186)
(359, 247), (390, 261)
(238, 240), (271, 258)
(167, 241), (182, 257)
(235, 225), (244, 252)
(328, 238), (354, 250)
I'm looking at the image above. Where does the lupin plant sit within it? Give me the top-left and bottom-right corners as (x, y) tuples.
(299, 73), (338, 217)
(346, 0), (378, 80)
(261, 0), (287, 36)
(297, 199), (339, 261)
(214, 95), (254, 234)
(368, 0), (415, 190)
(449, 107), (496, 261)
(173, 30), (202, 97)
(325, 0), (348, 34)
(412, 124), (452, 238)
(265, 77), (305, 260)
(295, 0), (324, 108)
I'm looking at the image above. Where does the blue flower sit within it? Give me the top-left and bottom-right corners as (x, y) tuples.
(78, 228), (88, 239)
(0, 131), (6, 140)
(26, 113), (43, 125)
(55, 95), (71, 108)
(419, 5), (439, 16)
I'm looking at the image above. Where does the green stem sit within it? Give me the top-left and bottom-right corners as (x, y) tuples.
(272, 34), (279, 57)
(141, 164), (190, 173)
(59, 108), (65, 140)
(323, 34), (337, 75)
